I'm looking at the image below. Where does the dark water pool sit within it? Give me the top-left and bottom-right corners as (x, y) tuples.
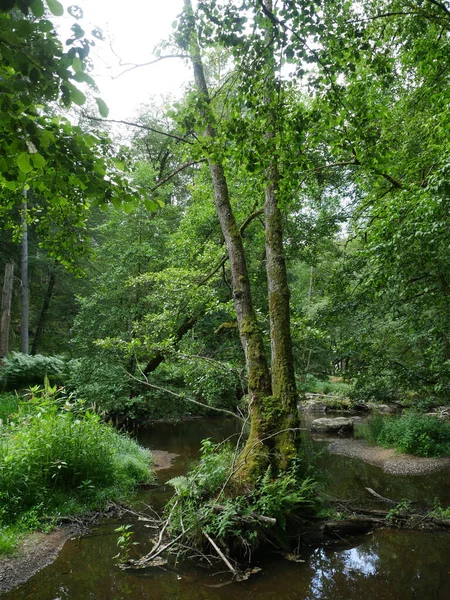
(4, 417), (450, 599)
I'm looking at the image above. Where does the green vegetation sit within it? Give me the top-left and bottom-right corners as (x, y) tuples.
(0, 391), (19, 423)
(356, 414), (450, 457)
(1, 0), (450, 569)
(0, 384), (152, 555)
(164, 439), (317, 555)
(0, 353), (68, 391)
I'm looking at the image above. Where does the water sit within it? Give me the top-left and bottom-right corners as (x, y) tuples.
(4, 417), (450, 599)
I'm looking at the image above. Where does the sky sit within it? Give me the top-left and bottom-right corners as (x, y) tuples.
(61, 0), (191, 120)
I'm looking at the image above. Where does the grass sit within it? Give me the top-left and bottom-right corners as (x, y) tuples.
(0, 391), (20, 423)
(356, 413), (450, 457)
(0, 385), (152, 555)
(301, 374), (352, 396)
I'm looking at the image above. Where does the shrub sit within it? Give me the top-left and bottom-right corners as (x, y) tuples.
(357, 413), (450, 457)
(0, 352), (67, 390)
(0, 387), (152, 533)
(165, 440), (317, 553)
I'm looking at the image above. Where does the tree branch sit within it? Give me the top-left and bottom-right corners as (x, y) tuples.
(111, 55), (189, 79)
(86, 115), (194, 145)
(150, 160), (206, 193)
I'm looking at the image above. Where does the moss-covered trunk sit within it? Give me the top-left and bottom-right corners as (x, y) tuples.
(183, 0), (278, 480)
(262, 0), (300, 468)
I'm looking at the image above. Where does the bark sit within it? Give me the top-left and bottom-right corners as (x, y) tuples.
(0, 263), (14, 359)
(262, 0), (299, 467)
(183, 0), (275, 479)
(31, 269), (56, 355)
(21, 191), (29, 354)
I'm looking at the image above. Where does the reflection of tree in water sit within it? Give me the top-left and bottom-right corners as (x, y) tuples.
(304, 531), (450, 600)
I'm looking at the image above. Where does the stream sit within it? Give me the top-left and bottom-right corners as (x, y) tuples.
(5, 416), (450, 599)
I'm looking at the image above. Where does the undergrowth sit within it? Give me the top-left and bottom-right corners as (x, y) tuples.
(0, 391), (19, 423)
(0, 381), (152, 555)
(356, 413), (450, 457)
(164, 439), (318, 560)
(0, 352), (68, 390)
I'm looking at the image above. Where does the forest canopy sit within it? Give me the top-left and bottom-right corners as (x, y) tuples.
(1, 0), (449, 462)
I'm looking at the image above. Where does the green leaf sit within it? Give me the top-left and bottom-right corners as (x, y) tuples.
(64, 82), (86, 106)
(46, 0), (64, 16)
(31, 153), (46, 168)
(30, 0), (45, 17)
(72, 57), (83, 73)
(17, 152), (32, 173)
(95, 97), (109, 118)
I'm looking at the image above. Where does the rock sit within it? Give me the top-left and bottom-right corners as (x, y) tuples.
(367, 403), (397, 414)
(301, 399), (327, 412)
(311, 417), (357, 432)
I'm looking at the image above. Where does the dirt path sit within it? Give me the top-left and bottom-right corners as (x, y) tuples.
(328, 439), (450, 475)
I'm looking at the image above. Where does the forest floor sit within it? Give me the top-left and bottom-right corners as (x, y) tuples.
(0, 526), (81, 595)
(328, 439), (450, 474)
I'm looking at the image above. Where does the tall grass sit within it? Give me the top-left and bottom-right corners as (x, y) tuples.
(0, 385), (152, 553)
(0, 391), (19, 423)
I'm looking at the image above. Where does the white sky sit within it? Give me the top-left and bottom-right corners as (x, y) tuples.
(61, 0), (191, 120)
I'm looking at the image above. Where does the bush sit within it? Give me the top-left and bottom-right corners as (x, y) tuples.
(165, 440), (317, 553)
(0, 352), (68, 390)
(0, 386), (152, 535)
(357, 413), (450, 457)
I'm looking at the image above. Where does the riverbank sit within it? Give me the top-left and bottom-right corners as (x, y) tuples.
(0, 526), (81, 595)
(327, 438), (450, 475)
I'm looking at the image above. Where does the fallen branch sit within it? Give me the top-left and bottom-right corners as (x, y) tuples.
(203, 531), (237, 575)
(365, 487), (397, 504)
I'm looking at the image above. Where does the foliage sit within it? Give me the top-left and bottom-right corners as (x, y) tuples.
(165, 439), (317, 553)
(114, 524), (138, 564)
(0, 391), (19, 423)
(299, 374), (351, 397)
(0, 384), (152, 547)
(357, 413), (450, 457)
(0, 352), (67, 390)
(430, 499), (450, 521)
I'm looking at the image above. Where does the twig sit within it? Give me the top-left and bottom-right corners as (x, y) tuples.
(126, 368), (245, 422)
(86, 115), (194, 145)
(203, 531), (237, 575)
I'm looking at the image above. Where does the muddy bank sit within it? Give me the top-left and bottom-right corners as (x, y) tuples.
(328, 439), (450, 475)
(0, 526), (81, 595)
(151, 450), (179, 471)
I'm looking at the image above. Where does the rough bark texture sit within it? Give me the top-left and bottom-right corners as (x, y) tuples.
(183, 0), (276, 479)
(262, 0), (299, 467)
(0, 262), (14, 358)
(21, 193), (29, 354)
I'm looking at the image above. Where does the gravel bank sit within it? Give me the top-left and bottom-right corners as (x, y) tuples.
(0, 526), (80, 595)
(327, 439), (450, 475)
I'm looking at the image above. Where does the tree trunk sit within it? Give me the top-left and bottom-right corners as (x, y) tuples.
(31, 269), (56, 355)
(21, 190), (29, 354)
(262, 0), (299, 468)
(0, 263), (14, 359)
(183, 0), (276, 480)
